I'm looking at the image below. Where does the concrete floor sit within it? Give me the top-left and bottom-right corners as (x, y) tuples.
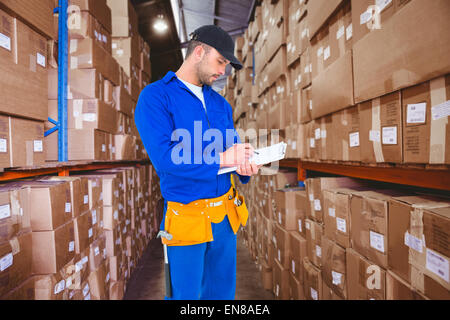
(123, 235), (275, 300)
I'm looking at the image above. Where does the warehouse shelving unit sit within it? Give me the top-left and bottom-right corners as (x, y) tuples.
(280, 159), (450, 192)
(0, 0), (149, 184)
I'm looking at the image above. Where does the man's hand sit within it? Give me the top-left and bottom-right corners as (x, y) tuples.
(219, 143), (255, 168)
(236, 162), (262, 176)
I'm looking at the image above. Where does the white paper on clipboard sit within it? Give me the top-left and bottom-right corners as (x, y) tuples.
(218, 142), (287, 175)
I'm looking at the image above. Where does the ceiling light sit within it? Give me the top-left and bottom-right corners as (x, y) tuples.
(154, 14), (168, 33)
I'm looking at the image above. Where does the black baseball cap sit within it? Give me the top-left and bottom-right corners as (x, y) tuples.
(190, 25), (243, 70)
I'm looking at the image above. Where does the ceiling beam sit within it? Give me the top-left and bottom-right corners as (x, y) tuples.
(134, 0), (162, 10)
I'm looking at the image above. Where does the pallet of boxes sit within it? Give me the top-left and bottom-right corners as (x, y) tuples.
(0, 0), (162, 300)
(228, 0), (450, 300)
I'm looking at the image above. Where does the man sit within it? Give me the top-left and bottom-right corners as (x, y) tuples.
(134, 25), (261, 300)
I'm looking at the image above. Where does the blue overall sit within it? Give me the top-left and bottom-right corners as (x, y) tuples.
(134, 71), (251, 300)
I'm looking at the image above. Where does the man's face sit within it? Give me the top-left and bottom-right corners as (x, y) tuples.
(195, 46), (230, 86)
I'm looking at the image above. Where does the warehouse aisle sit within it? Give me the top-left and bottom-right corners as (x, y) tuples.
(124, 235), (275, 300)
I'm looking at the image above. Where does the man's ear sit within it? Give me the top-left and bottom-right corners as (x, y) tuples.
(193, 45), (205, 61)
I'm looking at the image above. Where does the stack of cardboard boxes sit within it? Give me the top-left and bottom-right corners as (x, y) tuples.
(44, 0), (151, 162)
(225, 0), (450, 166)
(229, 0), (450, 300)
(237, 172), (450, 300)
(0, 164), (163, 300)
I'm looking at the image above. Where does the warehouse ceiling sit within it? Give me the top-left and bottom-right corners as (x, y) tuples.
(131, 0), (258, 90)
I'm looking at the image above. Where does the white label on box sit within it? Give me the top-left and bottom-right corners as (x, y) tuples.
(0, 252), (13, 271)
(92, 209), (97, 225)
(83, 113), (96, 122)
(88, 228), (93, 238)
(102, 144), (106, 152)
(37, 53), (46, 68)
(298, 219), (302, 233)
(346, 23), (353, 40)
(309, 100), (313, 110)
(34, 140), (43, 152)
(310, 138), (315, 148)
(431, 100), (450, 120)
(404, 232), (423, 253)
(276, 284), (279, 297)
(54, 280), (65, 294)
(314, 199), (321, 211)
(82, 256), (88, 265)
(114, 210), (118, 220)
(426, 249), (449, 283)
(310, 288), (318, 300)
(292, 260), (296, 274)
(65, 202), (71, 213)
(292, 141), (297, 150)
(0, 204), (11, 220)
(328, 208), (336, 217)
(360, 9), (373, 25)
(94, 246), (100, 256)
(66, 277), (72, 289)
(84, 293), (91, 300)
(278, 249), (281, 262)
(306, 221), (311, 230)
(106, 272), (110, 282)
(309, 193), (314, 201)
(321, 129), (327, 139)
(316, 245), (322, 258)
(0, 33), (11, 51)
(323, 46), (331, 61)
(337, 26), (345, 40)
(84, 195), (89, 204)
(369, 230), (385, 253)
(332, 270), (343, 285)
(112, 43), (117, 49)
(0, 138), (7, 153)
(278, 211), (282, 225)
(336, 217), (347, 233)
(349, 132), (360, 147)
(382, 126), (397, 145)
(315, 128), (321, 140)
(69, 241), (75, 252)
(369, 130), (381, 142)
(407, 103), (427, 124)
(70, 56), (78, 69)
(317, 47), (323, 57)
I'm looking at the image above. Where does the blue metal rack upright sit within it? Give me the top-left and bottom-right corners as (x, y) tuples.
(46, 0), (68, 162)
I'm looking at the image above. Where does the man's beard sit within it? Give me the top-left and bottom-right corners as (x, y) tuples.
(196, 61), (218, 86)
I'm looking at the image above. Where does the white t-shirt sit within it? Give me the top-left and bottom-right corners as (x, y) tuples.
(178, 78), (207, 114)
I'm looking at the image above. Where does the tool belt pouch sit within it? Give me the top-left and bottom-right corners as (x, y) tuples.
(234, 193), (249, 227)
(164, 204), (212, 246)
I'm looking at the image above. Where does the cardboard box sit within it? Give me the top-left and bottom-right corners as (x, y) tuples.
(0, 186), (31, 243)
(328, 0), (353, 63)
(300, 85), (312, 124)
(0, 18), (48, 122)
(69, 0), (112, 33)
(68, 11), (112, 54)
(88, 260), (109, 300)
(305, 177), (363, 223)
(353, 0), (450, 104)
(310, 25), (330, 81)
(0, 0), (56, 39)
(289, 273), (306, 300)
(359, 91), (403, 163)
(88, 236), (106, 272)
(386, 270), (427, 300)
(300, 48), (312, 90)
(318, 115), (334, 160)
(273, 223), (290, 269)
(272, 258), (290, 300)
(0, 115), (10, 168)
(289, 231), (307, 284)
(305, 219), (323, 268)
(104, 226), (122, 258)
(34, 273), (68, 300)
(266, 47), (288, 89)
(39, 176), (89, 219)
(303, 257), (322, 300)
(323, 186), (370, 249)
(0, 231), (32, 297)
(274, 187), (307, 232)
(322, 281), (344, 300)
(321, 236), (347, 299)
(68, 129), (108, 161)
(114, 134), (136, 160)
(388, 195), (450, 300)
(69, 38), (120, 85)
(54, 68), (104, 100)
(350, 189), (409, 269)
(74, 211), (94, 255)
(1, 276), (35, 300)
(32, 220), (75, 275)
(109, 280), (124, 300)
(113, 86), (134, 117)
(331, 106), (361, 162)
(106, 0), (138, 38)
(346, 248), (386, 300)
(48, 99), (118, 134)
(311, 51), (354, 120)
(8, 117), (45, 168)
(402, 75), (450, 164)
(307, 0), (344, 41)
